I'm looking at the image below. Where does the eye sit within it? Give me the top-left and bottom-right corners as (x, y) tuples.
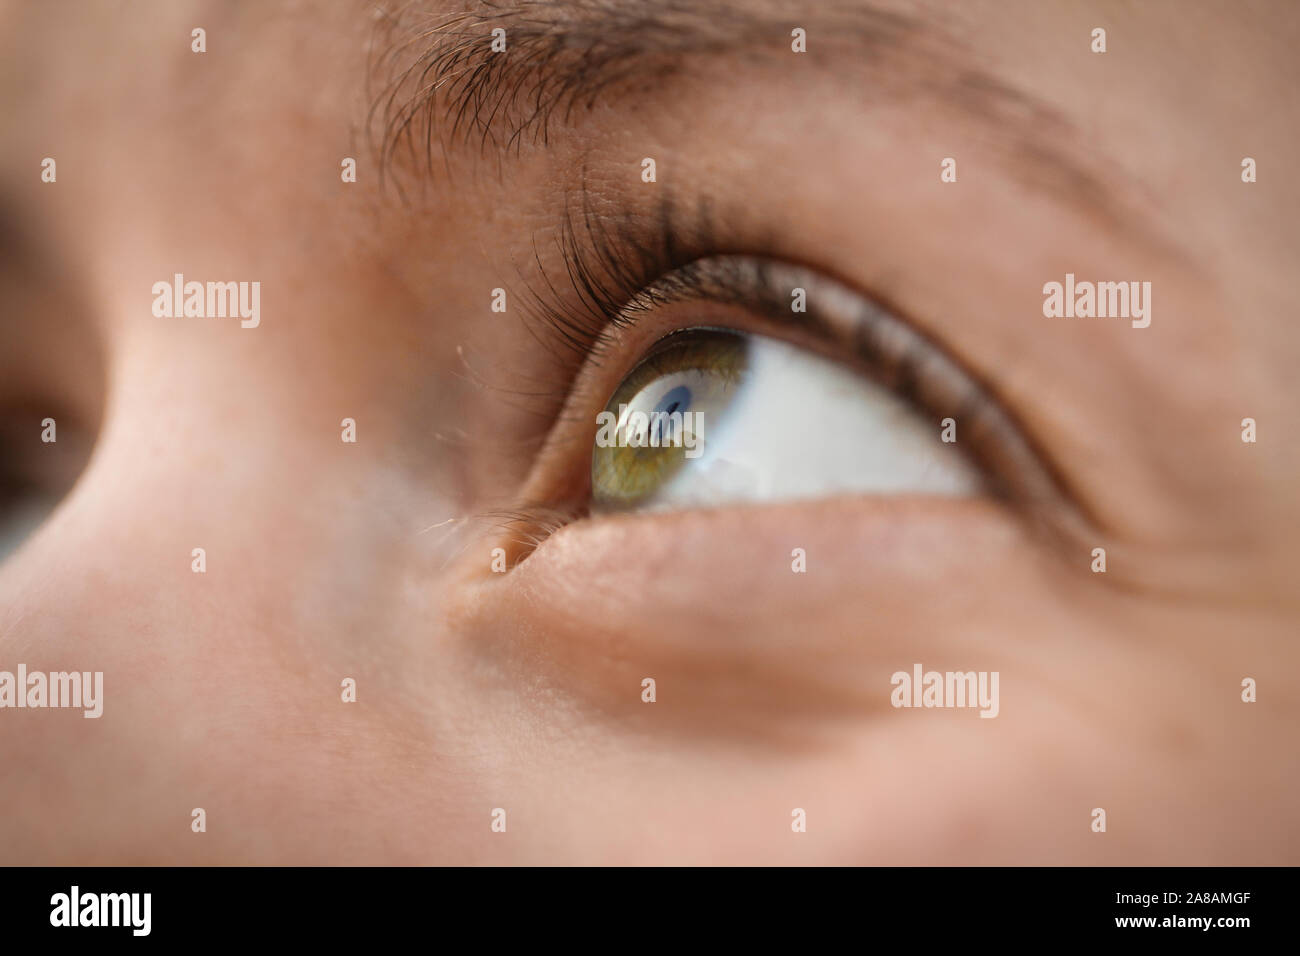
(591, 325), (981, 513)
(505, 253), (1072, 560)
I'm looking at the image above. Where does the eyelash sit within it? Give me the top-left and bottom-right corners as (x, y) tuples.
(518, 182), (772, 361)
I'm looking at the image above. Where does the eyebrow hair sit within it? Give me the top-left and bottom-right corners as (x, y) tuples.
(367, 0), (1141, 225)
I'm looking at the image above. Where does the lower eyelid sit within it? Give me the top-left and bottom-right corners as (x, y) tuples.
(474, 493), (1032, 726)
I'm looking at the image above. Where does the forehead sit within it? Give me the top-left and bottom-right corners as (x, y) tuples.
(3, 0), (1295, 280)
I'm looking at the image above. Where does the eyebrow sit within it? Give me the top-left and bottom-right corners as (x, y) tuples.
(367, 0), (1136, 225)
(370, 0), (919, 151)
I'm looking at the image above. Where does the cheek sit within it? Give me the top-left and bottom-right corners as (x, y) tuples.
(451, 496), (1280, 862)
(473, 497), (1038, 729)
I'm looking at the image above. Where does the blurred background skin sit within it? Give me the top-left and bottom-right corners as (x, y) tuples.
(0, 0), (1296, 864)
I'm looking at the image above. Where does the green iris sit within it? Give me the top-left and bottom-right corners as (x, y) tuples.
(591, 329), (749, 511)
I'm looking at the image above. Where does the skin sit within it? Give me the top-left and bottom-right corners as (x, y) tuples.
(0, 0), (1295, 864)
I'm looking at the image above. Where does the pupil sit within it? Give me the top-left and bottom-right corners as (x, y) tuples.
(654, 385), (691, 416)
(651, 385), (691, 444)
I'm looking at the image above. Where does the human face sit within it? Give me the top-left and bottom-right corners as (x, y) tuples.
(0, 0), (1295, 864)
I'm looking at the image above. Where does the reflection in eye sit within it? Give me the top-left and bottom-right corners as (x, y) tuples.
(591, 327), (981, 513)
